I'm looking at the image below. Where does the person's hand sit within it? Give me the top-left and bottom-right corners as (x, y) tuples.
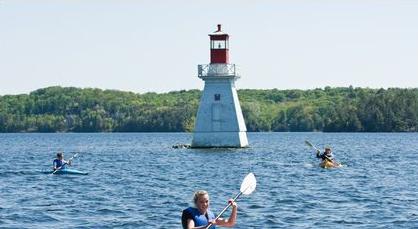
(208, 219), (217, 226)
(228, 199), (237, 209)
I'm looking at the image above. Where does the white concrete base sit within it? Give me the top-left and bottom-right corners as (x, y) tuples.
(191, 131), (248, 148)
(192, 63), (248, 148)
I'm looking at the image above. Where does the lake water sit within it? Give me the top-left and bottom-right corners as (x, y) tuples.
(0, 133), (417, 228)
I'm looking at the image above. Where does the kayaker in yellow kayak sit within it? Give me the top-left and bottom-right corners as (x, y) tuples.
(316, 147), (341, 168)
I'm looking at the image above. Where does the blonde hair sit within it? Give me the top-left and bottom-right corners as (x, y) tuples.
(193, 190), (209, 204)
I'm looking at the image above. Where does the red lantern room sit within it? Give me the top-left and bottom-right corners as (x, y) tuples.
(209, 24), (229, 64)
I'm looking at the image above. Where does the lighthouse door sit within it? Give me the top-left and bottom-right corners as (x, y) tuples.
(212, 104), (221, 131)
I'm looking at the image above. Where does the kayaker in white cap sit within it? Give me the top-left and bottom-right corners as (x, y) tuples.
(316, 146), (341, 168)
(316, 146), (334, 161)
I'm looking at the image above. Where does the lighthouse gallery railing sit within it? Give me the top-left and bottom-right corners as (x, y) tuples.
(198, 64), (239, 78)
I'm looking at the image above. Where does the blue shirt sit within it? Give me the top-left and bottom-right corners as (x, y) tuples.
(53, 159), (67, 170)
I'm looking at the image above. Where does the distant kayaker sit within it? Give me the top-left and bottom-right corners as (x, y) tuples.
(181, 190), (237, 229)
(317, 146), (341, 168)
(53, 152), (72, 171)
(316, 146), (334, 161)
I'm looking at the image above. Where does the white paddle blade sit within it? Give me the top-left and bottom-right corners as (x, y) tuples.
(240, 173), (256, 195)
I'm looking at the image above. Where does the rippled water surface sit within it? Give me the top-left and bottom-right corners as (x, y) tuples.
(1, 133), (418, 228)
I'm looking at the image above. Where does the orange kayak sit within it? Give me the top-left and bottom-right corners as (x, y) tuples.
(320, 160), (342, 169)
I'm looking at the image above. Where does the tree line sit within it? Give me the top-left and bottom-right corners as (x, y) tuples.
(0, 86), (417, 132)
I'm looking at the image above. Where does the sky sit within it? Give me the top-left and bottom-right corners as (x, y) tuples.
(1, 0), (418, 95)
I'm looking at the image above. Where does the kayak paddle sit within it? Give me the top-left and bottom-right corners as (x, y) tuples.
(205, 173), (257, 229)
(51, 152), (79, 175)
(304, 140), (321, 154)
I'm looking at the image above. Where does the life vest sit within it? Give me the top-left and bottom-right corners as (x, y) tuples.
(53, 159), (67, 169)
(185, 207), (216, 228)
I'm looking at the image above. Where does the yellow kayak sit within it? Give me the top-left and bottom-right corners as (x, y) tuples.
(320, 160), (342, 169)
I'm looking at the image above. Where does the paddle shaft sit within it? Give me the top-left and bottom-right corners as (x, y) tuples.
(305, 141), (321, 153)
(51, 153), (78, 175)
(204, 191), (242, 229)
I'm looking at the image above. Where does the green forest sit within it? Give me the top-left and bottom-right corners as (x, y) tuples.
(1, 86), (418, 132)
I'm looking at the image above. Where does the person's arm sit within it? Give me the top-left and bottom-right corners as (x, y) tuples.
(214, 200), (237, 227)
(316, 151), (322, 159)
(324, 155), (333, 161)
(186, 220), (207, 229)
(53, 160), (57, 170)
(60, 159), (71, 166)
(182, 209), (206, 229)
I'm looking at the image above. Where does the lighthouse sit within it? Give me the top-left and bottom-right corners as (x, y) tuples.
(191, 24), (248, 148)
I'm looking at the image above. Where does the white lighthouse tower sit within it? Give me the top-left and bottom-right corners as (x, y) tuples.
(191, 24), (248, 148)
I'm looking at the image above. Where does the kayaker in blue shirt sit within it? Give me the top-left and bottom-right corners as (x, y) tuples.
(53, 152), (72, 171)
(181, 190), (237, 229)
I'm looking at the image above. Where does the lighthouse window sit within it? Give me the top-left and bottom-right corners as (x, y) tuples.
(211, 40), (226, 49)
(214, 94), (221, 101)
